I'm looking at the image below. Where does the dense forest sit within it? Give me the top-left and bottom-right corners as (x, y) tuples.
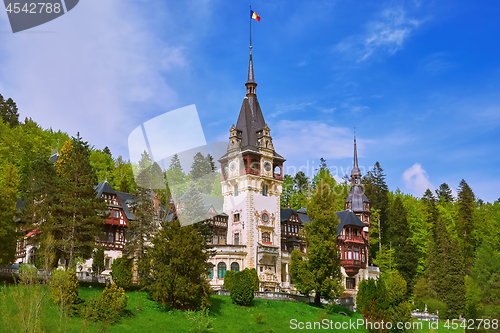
(1, 93), (499, 321)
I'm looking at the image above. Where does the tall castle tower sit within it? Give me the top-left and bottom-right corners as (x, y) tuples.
(345, 136), (371, 232)
(218, 46), (285, 289)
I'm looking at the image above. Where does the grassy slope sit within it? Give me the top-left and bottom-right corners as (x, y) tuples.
(1, 285), (464, 333)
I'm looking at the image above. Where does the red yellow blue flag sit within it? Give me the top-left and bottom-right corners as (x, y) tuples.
(250, 10), (261, 21)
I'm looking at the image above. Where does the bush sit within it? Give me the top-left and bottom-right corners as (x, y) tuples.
(50, 269), (79, 306)
(18, 264), (39, 285)
(185, 308), (213, 333)
(230, 269), (254, 306)
(255, 312), (264, 324)
(82, 283), (128, 323)
(250, 268), (260, 291)
(98, 283), (128, 315)
(425, 298), (448, 319)
(223, 270), (235, 291)
(111, 257), (133, 289)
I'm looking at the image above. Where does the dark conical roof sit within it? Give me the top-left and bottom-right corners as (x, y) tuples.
(335, 210), (366, 236)
(235, 97), (266, 148)
(345, 185), (369, 212)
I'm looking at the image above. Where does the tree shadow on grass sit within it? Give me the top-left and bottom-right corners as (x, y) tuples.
(208, 297), (225, 315)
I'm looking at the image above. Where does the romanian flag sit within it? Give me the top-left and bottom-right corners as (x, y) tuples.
(251, 10), (261, 21)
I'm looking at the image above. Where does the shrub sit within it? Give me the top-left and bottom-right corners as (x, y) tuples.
(81, 283), (128, 323)
(50, 269), (79, 306)
(185, 308), (213, 333)
(250, 268), (260, 291)
(18, 263), (39, 285)
(230, 269), (254, 306)
(223, 270), (235, 291)
(98, 283), (128, 315)
(111, 257), (133, 289)
(425, 298), (448, 319)
(255, 312), (264, 324)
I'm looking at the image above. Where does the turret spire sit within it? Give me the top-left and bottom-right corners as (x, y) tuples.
(246, 46), (257, 96)
(351, 135), (361, 184)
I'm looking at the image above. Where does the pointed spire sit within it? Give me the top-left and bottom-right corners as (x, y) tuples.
(351, 135), (361, 184)
(246, 46), (257, 96)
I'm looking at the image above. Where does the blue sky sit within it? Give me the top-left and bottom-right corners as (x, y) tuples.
(0, 0), (499, 202)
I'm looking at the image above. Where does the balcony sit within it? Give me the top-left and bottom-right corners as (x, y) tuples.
(257, 243), (279, 266)
(342, 259), (366, 277)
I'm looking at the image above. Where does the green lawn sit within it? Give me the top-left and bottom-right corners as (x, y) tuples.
(0, 285), (465, 332)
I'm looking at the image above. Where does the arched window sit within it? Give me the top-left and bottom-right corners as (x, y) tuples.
(262, 232), (271, 243)
(354, 247), (359, 260)
(348, 246), (352, 260)
(231, 262), (239, 272)
(218, 262), (226, 278)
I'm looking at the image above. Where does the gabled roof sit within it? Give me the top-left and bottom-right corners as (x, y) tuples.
(335, 210), (365, 236)
(115, 191), (135, 221)
(280, 208), (296, 222)
(95, 181), (116, 198)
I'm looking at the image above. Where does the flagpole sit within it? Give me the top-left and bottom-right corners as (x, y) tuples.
(249, 5), (252, 48)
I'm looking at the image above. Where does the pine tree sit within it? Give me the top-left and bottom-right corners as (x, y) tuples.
(0, 94), (20, 127)
(388, 196), (418, 295)
(165, 154), (189, 199)
(290, 173), (344, 306)
(54, 136), (107, 268)
(0, 163), (19, 265)
(362, 162), (389, 258)
(427, 217), (465, 318)
(21, 155), (60, 271)
(435, 183), (454, 203)
(457, 179), (477, 271)
(147, 218), (213, 310)
(127, 152), (158, 284)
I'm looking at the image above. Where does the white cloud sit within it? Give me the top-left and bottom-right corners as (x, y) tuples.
(402, 163), (434, 196)
(272, 120), (375, 179)
(335, 7), (422, 62)
(0, 0), (188, 159)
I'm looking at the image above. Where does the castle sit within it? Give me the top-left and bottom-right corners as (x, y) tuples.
(14, 44), (380, 297)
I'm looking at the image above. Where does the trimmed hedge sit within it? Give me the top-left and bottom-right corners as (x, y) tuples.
(230, 269), (255, 306)
(111, 257), (133, 289)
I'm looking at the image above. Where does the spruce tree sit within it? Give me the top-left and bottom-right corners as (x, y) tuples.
(0, 163), (19, 265)
(388, 196), (418, 294)
(54, 136), (107, 268)
(435, 183), (454, 203)
(457, 179), (477, 271)
(127, 152), (158, 284)
(290, 173), (344, 306)
(427, 217), (465, 318)
(21, 155), (60, 271)
(362, 162), (389, 258)
(0, 94), (20, 127)
(147, 218), (213, 310)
